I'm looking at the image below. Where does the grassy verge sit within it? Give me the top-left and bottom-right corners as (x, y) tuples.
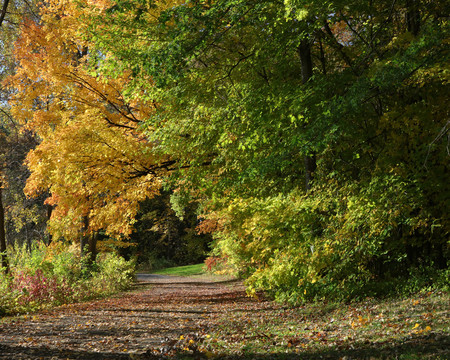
(204, 291), (449, 359)
(163, 290), (449, 359)
(150, 263), (205, 276)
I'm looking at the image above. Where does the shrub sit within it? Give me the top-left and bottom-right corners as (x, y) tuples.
(207, 174), (449, 304)
(94, 252), (136, 294)
(0, 242), (136, 315)
(204, 255), (232, 275)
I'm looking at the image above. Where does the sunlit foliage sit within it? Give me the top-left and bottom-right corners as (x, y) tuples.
(5, 0), (164, 241)
(5, 0), (449, 301)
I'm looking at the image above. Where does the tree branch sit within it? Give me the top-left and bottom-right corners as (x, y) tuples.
(0, 0), (10, 27)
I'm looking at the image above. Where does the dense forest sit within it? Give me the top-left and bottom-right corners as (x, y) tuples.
(0, 0), (448, 307)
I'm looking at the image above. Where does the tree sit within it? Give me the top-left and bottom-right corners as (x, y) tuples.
(0, 0), (45, 256)
(100, 2), (304, 187)
(0, 131), (8, 272)
(5, 0), (166, 259)
(0, 186), (7, 273)
(7, 0), (447, 298)
(86, 0), (449, 300)
(127, 190), (211, 268)
(0, 0), (10, 27)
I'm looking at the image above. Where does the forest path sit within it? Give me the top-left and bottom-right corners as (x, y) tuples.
(0, 274), (267, 359)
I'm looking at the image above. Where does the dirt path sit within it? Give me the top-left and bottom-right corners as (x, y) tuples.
(0, 274), (269, 359)
(2, 275), (448, 360)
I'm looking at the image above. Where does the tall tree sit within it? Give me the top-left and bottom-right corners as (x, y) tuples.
(8, 0), (447, 298)
(0, 0), (10, 27)
(87, 0), (449, 300)
(0, 186), (7, 273)
(5, 0), (166, 253)
(0, 0), (45, 251)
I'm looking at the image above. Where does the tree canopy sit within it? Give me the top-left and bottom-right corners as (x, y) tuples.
(3, 0), (449, 300)
(5, 0), (165, 242)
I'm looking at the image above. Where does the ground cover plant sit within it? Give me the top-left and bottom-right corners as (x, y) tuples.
(0, 242), (135, 316)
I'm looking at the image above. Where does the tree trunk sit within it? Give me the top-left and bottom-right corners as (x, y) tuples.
(0, 185), (9, 274)
(304, 154), (317, 191)
(406, 0), (420, 36)
(80, 215), (89, 258)
(80, 215), (97, 271)
(0, 0), (10, 27)
(47, 204), (53, 245)
(298, 39), (316, 191)
(298, 39), (313, 83)
(88, 232), (98, 265)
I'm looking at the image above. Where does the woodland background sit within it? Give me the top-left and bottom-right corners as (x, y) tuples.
(0, 0), (448, 312)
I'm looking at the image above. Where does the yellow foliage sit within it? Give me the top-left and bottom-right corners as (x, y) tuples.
(4, 0), (165, 242)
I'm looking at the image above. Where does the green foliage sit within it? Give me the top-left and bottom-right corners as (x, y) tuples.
(209, 172), (448, 303)
(95, 252), (136, 291)
(0, 242), (135, 315)
(0, 271), (11, 316)
(129, 191), (211, 269)
(82, 0), (449, 303)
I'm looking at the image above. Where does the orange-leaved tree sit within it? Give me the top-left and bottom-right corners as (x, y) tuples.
(5, 0), (166, 259)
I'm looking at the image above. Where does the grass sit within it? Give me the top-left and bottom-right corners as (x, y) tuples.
(199, 290), (450, 359)
(144, 264), (449, 359)
(150, 263), (206, 276)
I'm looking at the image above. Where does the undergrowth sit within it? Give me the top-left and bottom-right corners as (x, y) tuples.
(205, 254), (449, 304)
(0, 242), (135, 316)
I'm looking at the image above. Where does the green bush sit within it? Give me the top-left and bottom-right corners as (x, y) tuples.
(208, 173), (448, 304)
(95, 252), (136, 293)
(0, 242), (136, 315)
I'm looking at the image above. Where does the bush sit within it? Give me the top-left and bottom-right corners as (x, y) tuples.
(206, 174), (449, 304)
(0, 242), (136, 315)
(94, 252), (136, 293)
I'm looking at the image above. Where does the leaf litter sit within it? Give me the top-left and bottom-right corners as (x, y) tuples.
(0, 274), (448, 359)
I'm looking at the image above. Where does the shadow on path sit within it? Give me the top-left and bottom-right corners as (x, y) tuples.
(0, 274), (448, 359)
(0, 343), (130, 360)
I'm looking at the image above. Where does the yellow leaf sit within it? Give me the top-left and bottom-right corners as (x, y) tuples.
(412, 323), (420, 329)
(425, 326), (432, 332)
